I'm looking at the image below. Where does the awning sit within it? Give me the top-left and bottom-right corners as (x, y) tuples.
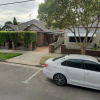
(67, 33), (96, 37)
(66, 28), (96, 37)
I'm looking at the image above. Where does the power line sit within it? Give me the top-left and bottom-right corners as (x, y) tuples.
(0, 0), (35, 6)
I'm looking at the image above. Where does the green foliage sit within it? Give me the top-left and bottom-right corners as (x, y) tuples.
(10, 31), (21, 47)
(0, 52), (22, 60)
(23, 31), (37, 47)
(32, 42), (37, 50)
(0, 27), (2, 31)
(38, 0), (100, 29)
(0, 31), (37, 48)
(13, 17), (18, 25)
(0, 31), (10, 46)
(5, 21), (12, 25)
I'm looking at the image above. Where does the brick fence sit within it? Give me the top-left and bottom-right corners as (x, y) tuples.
(49, 44), (54, 53)
(61, 44), (100, 57)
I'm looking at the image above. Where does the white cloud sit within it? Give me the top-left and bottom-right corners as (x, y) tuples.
(0, 0), (44, 25)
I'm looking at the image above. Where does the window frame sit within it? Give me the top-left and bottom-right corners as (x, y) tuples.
(69, 37), (92, 43)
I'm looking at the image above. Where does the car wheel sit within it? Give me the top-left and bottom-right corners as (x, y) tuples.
(53, 74), (67, 86)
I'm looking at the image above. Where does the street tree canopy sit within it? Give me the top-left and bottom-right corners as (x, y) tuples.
(38, 0), (100, 54)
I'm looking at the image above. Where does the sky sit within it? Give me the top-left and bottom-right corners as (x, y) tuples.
(0, 0), (44, 26)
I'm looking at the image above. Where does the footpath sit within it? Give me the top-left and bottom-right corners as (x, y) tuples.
(0, 49), (100, 67)
(0, 50), (63, 66)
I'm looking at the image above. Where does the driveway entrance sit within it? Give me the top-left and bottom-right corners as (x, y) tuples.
(34, 46), (49, 53)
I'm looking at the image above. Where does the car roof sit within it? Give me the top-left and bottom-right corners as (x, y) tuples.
(65, 54), (98, 63)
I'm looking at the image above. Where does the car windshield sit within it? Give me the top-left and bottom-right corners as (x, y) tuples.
(53, 56), (65, 61)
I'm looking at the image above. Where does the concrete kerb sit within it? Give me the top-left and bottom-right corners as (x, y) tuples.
(0, 62), (43, 70)
(0, 59), (44, 68)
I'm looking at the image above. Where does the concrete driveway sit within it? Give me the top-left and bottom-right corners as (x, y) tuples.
(0, 62), (100, 100)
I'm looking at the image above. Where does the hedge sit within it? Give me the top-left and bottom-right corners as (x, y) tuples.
(0, 31), (37, 48)
(0, 31), (10, 46)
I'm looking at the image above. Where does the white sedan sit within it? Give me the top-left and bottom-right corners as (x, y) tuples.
(43, 54), (100, 90)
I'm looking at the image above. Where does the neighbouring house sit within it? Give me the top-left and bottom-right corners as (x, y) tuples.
(1, 19), (64, 47)
(64, 21), (100, 49)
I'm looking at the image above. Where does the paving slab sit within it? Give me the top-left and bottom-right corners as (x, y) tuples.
(6, 51), (64, 66)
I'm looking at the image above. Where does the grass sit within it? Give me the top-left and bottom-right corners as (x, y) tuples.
(40, 56), (55, 65)
(0, 52), (23, 60)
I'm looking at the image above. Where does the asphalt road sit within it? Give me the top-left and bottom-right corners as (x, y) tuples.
(0, 62), (100, 100)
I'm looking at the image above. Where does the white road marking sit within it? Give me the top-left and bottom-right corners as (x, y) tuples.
(22, 69), (42, 84)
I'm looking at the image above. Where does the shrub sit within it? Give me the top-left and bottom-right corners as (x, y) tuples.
(0, 31), (37, 49)
(9, 31), (21, 47)
(0, 31), (10, 46)
(23, 31), (37, 47)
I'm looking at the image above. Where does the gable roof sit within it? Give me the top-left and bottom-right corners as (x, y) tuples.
(18, 19), (48, 31)
(1, 19), (64, 34)
(6, 24), (19, 31)
(1, 24), (19, 31)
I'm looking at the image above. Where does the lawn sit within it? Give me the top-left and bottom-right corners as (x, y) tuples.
(40, 56), (55, 65)
(0, 52), (22, 60)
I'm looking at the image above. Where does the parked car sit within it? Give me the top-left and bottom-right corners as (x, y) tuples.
(43, 54), (100, 90)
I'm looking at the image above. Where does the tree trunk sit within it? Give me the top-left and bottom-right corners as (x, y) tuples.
(81, 47), (86, 55)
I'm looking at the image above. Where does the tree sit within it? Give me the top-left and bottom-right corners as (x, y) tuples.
(13, 17), (17, 25)
(5, 21), (12, 25)
(38, 0), (100, 54)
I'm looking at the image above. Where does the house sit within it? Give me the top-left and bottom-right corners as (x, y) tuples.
(2, 19), (64, 47)
(64, 21), (100, 49)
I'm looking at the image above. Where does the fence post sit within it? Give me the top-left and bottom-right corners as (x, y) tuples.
(28, 43), (33, 51)
(61, 44), (66, 54)
(5, 42), (9, 49)
(49, 44), (54, 53)
(12, 42), (15, 50)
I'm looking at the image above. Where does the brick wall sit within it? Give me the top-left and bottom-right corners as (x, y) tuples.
(61, 44), (100, 57)
(49, 44), (54, 53)
(37, 33), (44, 47)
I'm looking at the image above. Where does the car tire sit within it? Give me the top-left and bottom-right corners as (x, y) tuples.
(53, 73), (67, 86)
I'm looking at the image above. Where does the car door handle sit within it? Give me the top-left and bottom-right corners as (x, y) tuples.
(85, 73), (89, 75)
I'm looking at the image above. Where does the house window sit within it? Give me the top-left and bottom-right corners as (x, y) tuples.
(69, 37), (92, 43)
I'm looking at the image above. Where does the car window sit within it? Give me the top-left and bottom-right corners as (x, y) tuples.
(84, 60), (100, 72)
(61, 59), (83, 69)
(61, 61), (67, 66)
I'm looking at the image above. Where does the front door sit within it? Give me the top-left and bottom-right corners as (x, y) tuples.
(84, 60), (100, 89)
